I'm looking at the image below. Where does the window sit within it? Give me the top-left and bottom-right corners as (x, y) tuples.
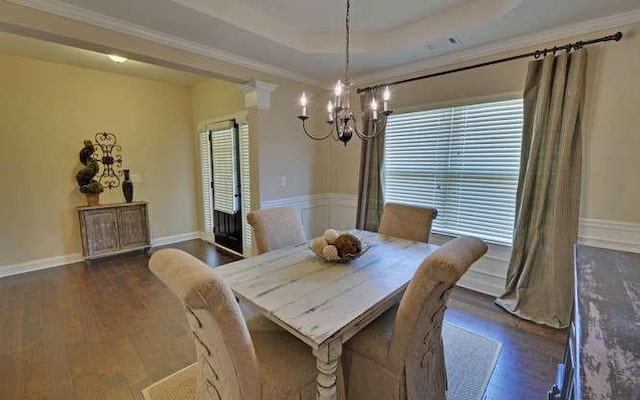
(383, 99), (523, 245)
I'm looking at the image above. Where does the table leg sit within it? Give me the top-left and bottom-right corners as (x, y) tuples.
(313, 338), (343, 400)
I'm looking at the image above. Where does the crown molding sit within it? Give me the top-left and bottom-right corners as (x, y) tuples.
(5, 0), (325, 87)
(6, 0), (639, 89)
(353, 8), (640, 85)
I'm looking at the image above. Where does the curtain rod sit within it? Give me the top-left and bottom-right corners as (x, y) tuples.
(357, 31), (622, 94)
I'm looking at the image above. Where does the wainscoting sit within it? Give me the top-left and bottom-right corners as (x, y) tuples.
(3, 196), (640, 289)
(262, 193), (640, 297)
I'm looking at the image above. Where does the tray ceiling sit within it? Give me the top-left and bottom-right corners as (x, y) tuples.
(4, 0), (640, 85)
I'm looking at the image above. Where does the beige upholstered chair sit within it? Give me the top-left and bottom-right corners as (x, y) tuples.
(149, 249), (323, 400)
(378, 203), (438, 243)
(343, 236), (488, 400)
(247, 207), (306, 254)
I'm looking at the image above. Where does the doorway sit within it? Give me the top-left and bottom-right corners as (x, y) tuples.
(200, 119), (251, 255)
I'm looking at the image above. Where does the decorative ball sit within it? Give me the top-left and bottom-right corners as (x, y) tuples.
(310, 237), (328, 255)
(334, 233), (363, 258)
(323, 229), (340, 244)
(322, 245), (339, 261)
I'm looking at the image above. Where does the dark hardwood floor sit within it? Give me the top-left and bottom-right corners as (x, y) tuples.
(0, 240), (565, 399)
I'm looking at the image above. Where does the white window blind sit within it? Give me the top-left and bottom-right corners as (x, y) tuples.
(199, 131), (214, 235)
(239, 122), (252, 254)
(211, 122), (239, 215)
(384, 99), (523, 245)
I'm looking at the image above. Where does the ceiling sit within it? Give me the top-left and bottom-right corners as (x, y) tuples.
(4, 0), (640, 86)
(0, 31), (208, 86)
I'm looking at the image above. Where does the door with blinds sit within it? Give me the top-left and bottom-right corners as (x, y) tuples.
(202, 121), (243, 254)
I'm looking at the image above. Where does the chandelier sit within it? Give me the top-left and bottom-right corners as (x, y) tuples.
(297, 0), (392, 145)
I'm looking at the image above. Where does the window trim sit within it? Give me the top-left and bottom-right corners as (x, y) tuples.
(383, 95), (524, 246)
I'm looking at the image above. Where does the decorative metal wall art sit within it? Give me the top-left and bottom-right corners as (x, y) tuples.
(94, 132), (123, 189)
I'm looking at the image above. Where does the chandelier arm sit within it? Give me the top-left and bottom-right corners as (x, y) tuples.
(301, 118), (335, 141)
(351, 116), (388, 140)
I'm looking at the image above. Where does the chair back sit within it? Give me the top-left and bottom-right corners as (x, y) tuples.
(149, 249), (261, 400)
(389, 237), (488, 399)
(247, 207), (306, 254)
(378, 203), (437, 242)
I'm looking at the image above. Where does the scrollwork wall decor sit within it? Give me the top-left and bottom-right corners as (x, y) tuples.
(94, 132), (123, 189)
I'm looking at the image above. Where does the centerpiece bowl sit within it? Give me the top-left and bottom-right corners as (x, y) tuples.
(309, 229), (370, 262)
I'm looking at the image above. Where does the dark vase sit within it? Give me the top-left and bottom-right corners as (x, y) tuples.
(122, 169), (134, 203)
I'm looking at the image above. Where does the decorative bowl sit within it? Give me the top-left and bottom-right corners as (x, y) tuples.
(309, 233), (370, 263)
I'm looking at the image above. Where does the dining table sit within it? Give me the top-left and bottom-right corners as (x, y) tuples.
(214, 229), (438, 400)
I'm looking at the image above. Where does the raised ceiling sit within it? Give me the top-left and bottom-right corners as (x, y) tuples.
(5, 0), (640, 86)
(0, 31), (209, 86)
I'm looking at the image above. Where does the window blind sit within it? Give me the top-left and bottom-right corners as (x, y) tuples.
(239, 122), (252, 253)
(384, 99), (523, 245)
(211, 123), (239, 215)
(199, 131), (214, 235)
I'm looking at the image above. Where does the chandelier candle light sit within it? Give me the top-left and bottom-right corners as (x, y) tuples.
(297, 0), (392, 145)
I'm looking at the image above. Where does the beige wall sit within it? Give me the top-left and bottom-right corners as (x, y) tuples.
(333, 23), (640, 224)
(190, 78), (332, 212)
(0, 53), (197, 267)
(255, 83), (332, 201)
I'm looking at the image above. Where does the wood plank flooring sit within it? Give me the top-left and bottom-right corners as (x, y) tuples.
(0, 240), (565, 399)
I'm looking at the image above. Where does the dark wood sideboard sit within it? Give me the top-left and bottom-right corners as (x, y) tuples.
(78, 201), (151, 262)
(550, 245), (640, 399)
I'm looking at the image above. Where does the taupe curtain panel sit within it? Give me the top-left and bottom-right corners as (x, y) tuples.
(496, 49), (587, 329)
(356, 87), (385, 231)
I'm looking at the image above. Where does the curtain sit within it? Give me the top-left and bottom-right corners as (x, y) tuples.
(496, 50), (587, 329)
(356, 87), (385, 231)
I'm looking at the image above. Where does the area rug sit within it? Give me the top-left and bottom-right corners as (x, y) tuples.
(444, 323), (502, 400)
(143, 323), (501, 400)
(142, 363), (196, 400)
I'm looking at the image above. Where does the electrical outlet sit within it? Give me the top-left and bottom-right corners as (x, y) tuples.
(131, 174), (142, 183)
(280, 176), (287, 187)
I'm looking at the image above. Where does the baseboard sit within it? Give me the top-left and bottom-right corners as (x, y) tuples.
(151, 231), (201, 247)
(458, 271), (506, 298)
(578, 218), (640, 253)
(0, 231), (202, 279)
(5, 200), (638, 286)
(0, 253), (84, 279)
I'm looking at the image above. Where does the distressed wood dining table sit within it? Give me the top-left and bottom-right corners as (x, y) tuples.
(215, 229), (438, 400)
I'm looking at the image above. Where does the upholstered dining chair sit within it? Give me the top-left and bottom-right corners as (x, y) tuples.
(343, 236), (488, 400)
(378, 203), (438, 243)
(247, 207), (306, 254)
(148, 248), (335, 400)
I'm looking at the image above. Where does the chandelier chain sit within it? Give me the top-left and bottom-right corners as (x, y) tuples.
(296, 0), (392, 145)
(344, 0), (350, 83)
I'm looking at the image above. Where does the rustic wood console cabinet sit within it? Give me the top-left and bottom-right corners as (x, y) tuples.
(78, 201), (150, 262)
(550, 245), (640, 399)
